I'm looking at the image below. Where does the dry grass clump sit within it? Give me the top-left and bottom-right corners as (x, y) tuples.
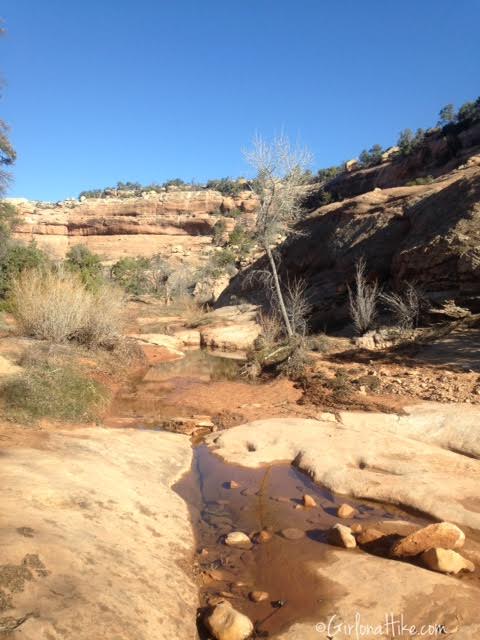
(9, 268), (124, 348)
(348, 257), (380, 334)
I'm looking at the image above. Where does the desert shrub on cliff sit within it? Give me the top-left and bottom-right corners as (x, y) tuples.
(397, 128), (426, 156)
(9, 268), (124, 347)
(358, 144), (384, 167)
(205, 177), (244, 196)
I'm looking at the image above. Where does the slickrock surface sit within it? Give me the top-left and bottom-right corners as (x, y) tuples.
(0, 428), (196, 639)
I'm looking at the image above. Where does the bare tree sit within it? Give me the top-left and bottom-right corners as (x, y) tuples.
(244, 134), (312, 337)
(285, 277), (311, 336)
(348, 257), (379, 334)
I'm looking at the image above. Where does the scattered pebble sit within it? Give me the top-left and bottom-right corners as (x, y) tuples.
(280, 528), (305, 540)
(328, 523), (357, 549)
(303, 494), (317, 508)
(249, 590), (269, 603)
(254, 530), (273, 544)
(337, 503), (357, 519)
(351, 523), (363, 534)
(227, 480), (240, 489)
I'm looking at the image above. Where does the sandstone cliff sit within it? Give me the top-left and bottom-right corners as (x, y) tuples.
(219, 155), (480, 328)
(324, 122), (480, 200)
(8, 188), (257, 263)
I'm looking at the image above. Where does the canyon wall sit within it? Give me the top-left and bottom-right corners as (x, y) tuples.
(8, 188), (257, 264)
(219, 156), (480, 328)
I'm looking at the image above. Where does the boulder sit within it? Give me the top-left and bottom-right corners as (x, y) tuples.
(421, 548), (475, 574)
(328, 524), (357, 549)
(392, 522), (465, 557)
(205, 601), (254, 640)
(200, 322), (261, 351)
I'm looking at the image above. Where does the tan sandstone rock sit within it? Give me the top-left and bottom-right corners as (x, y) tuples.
(207, 417), (480, 530)
(224, 531), (252, 550)
(392, 522), (465, 557)
(421, 548), (475, 574)
(205, 601), (254, 640)
(328, 524), (357, 549)
(0, 428), (197, 640)
(337, 503), (357, 518)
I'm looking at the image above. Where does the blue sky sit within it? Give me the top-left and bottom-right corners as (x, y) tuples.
(2, 0), (479, 201)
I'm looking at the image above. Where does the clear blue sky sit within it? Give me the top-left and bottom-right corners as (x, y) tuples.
(2, 0), (479, 201)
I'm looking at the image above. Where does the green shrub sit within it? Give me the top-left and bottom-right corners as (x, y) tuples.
(110, 254), (172, 296)
(359, 144), (384, 167)
(1, 362), (107, 422)
(66, 245), (104, 290)
(224, 208), (242, 219)
(406, 175), (434, 186)
(162, 178), (186, 188)
(228, 223), (254, 257)
(316, 166), (343, 183)
(212, 220), (227, 246)
(111, 257), (151, 294)
(0, 201), (19, 240)
(397, 128), (426, 156)
(0, 240), (48, 298)
(206, 177), (243, 196)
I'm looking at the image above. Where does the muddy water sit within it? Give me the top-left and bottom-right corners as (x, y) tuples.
(109, 350), (244, 426)
(175, 444), (429, 638)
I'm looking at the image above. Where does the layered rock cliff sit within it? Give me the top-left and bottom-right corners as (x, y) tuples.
(8, 188), (257, 263)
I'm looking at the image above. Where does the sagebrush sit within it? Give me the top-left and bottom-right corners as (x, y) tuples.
(9, 268), (124, 347)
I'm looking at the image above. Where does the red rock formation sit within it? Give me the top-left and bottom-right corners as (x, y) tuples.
(9, 188), (257, 263)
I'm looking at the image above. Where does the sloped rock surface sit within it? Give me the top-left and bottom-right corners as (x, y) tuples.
(0, 428), (197, 639)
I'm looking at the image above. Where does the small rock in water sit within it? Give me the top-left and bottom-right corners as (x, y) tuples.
(208, 569), (231, 582)
(421, 548), (475, 574)
(351, 523), (363, 534)
(227, 480), (240, 489)
(254, 530), (273, 544)
(280, 527), (305, 540)
(328, 524), (357, 549)
(249, 590), (269, 603)
(357, 528), (386, 545)
(303, 494), (317, 508)
(205, 601), (254, 640)
(392, 522), (465, 558)
(225, 531), (252, 550)
(337, 503), (357, 518)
